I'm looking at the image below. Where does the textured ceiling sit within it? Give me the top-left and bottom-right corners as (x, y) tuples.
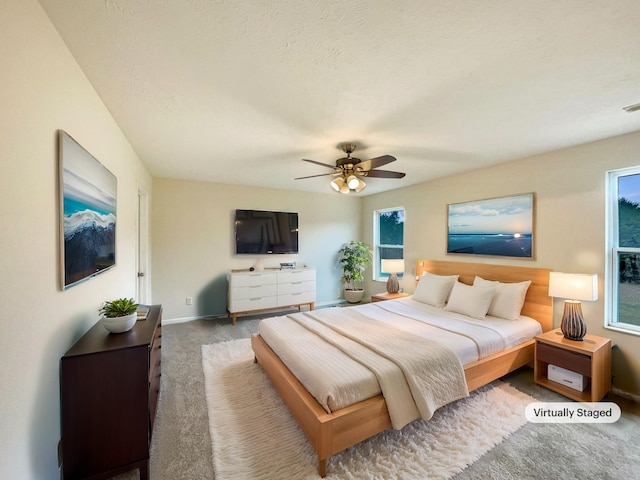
(38, 0), (640, 195)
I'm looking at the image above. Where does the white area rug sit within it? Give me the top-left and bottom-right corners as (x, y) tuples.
(202, 339), (535, 480)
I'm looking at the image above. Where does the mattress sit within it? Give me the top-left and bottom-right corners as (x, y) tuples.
(258, 297), (541, 413)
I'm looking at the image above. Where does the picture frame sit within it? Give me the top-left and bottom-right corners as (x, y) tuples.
(447, 193), (534, 258)
(59, 131), (117, 289)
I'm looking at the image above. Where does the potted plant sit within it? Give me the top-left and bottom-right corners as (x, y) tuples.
(338, 241), (373, 303)
(99, 297), (139, 333)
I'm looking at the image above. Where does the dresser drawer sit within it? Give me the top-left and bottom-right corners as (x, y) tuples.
(278, 280), (315, 295)
(148, 372), (161, 433)
(152, 322), (162, 347)
(231, 284), (277, 300)
(149, 336), (162, 380)
(229, 272), (277, 288)
(230, 296), (278, 312)
(278, 291), (315, 307)
(277, 269), (315, 283)
(536, 342), (591, 377)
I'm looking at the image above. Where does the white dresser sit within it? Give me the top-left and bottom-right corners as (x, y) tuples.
(227, 268), (315, 324)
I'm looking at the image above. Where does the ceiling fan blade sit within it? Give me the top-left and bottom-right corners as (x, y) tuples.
(357, 155), (396, 171)
(295, 172), (339, 180)
(302, 158), (338, 169)
(363, 169), (406, 179)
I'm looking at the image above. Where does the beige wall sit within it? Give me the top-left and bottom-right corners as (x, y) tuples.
(151, 178), (361, 320)
(0, 1), (152, 478)
(362, 131), (640, 397)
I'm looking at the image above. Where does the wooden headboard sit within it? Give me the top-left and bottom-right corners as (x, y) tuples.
(415, 260), (553, 332)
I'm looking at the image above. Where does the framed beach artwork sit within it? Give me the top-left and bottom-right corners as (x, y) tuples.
(59, 131), (117, 289)
(447, 193), (534, 258)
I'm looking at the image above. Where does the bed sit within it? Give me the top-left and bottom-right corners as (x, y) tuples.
(251, 260), (553, 477)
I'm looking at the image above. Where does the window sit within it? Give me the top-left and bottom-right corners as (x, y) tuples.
(373, 207), (404, 280)
(606, 167), (640, 335)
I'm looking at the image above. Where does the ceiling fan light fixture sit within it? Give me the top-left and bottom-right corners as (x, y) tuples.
(298, 143), (404, 194)
(346, 174), (360, 189)
(330, 177), (344, 192)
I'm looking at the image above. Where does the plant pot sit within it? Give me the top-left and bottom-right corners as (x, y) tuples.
(101, 313), (137, 333)
(344, 289), (364, 304)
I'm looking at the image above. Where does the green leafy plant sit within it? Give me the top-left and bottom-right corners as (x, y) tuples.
(99, 298), (139, 318)
(338, 241), (373, 290)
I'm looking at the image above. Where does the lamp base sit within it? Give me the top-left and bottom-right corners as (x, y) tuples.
(560, 300), (587, 341)
(386, 273), (399, 294)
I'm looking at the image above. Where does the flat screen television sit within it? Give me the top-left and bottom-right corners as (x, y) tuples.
(234, 209), (299, 254)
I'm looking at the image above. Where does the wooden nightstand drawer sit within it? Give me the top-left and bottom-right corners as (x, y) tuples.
(536, 342), (591, 377)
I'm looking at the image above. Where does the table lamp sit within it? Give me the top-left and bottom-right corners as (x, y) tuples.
(548, 272), (598, 341)
(381, 259), (405, 294)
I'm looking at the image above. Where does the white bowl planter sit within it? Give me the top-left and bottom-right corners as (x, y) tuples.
(101, 313), (137, 333)
(344, 289), (364, 304)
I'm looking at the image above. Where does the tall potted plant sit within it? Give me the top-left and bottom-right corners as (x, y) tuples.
(338, 241), (373, 303)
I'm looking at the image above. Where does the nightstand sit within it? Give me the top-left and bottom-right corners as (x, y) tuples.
(534, 328), (612, 402)
(371, 292), (410, 302)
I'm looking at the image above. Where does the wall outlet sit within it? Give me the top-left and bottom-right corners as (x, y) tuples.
(186, 297), (193, 305)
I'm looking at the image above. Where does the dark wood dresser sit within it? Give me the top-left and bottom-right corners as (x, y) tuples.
(60, 305), (162, 480)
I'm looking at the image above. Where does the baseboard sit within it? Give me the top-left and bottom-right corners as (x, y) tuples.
(163, 316), (205, 325)
(612, 386), (640, 403)
(163, 300), (347, 325)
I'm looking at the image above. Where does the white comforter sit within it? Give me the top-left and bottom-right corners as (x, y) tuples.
(258, 297), (541, 429)
(291, 307), (469, 428)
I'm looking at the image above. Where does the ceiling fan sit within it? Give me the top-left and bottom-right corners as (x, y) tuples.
(295, 143), (405, 193)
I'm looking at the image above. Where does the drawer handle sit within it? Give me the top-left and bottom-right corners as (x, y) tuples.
(250, 298), (262, 301)
(292, 281), (302, 285)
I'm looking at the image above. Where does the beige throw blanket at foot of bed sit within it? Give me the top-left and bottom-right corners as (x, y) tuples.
(294, 308), (469, 429)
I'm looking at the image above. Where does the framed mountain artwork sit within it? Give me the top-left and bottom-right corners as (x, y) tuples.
(58, 130), (117, 289)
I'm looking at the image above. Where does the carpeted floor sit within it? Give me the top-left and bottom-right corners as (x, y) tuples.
(111, 311), (640, 480)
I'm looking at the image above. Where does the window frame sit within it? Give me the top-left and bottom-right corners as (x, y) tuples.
(605, 166), (640, 336)
(373, 206), (405, 281)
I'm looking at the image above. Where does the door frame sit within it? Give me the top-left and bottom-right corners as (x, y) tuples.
(136, 184), (150, 304)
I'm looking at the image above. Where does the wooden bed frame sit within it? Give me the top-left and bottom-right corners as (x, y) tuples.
(251, 260), (553, 477)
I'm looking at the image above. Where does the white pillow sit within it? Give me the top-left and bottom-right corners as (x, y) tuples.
(473, 276), (532, 320)
(444, 282), (496, 319)
(413, 272), (459, 307)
